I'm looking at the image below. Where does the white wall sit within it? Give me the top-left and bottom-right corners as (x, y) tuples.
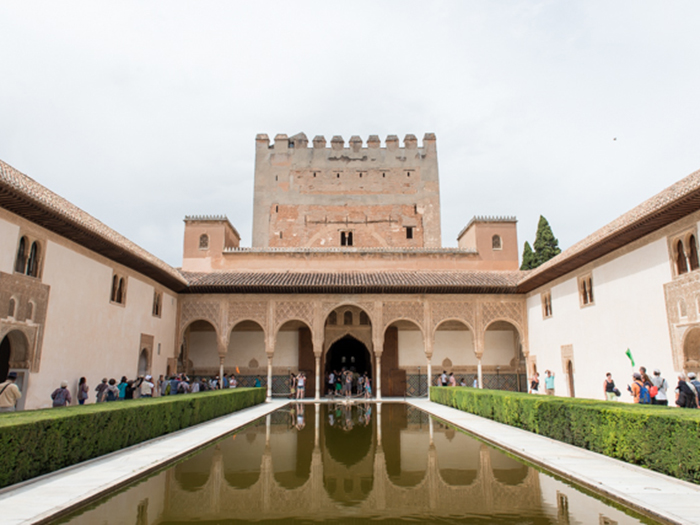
(274, 331), (299, 367)
(433, 331), (476, 367)
(398, 330), (424, 367)
(226, 331), (266, 368)
(482, 331), (516, 366)
(0, 217), (19, 273)
(527, 236), (675, 401)
(190, 331), (219, 369)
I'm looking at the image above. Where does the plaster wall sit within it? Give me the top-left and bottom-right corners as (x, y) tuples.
(0, 217), (19, 273)
(527, 236), (674, 401)
(273, 331), (299, 367)
(398, 330), (425, 367)
(22, 236), (177, 409)
(433, 331), (476, 367)
(482, 331), (517, 366)
(226, 331), (266, 368)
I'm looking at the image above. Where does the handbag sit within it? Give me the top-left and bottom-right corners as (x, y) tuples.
(613, 388), (621, 397)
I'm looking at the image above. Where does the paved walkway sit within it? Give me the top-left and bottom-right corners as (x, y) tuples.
(408, 398), (700, 525)
(0, 400), (288, 525)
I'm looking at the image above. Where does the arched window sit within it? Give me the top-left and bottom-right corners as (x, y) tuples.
(116, 278), (125, 304)
(199, 234), (209, 250)
(111, 275), (119, 302)
(152, 291), (161, 317)
(26, 242), (40, 277)
(689, 235), (700, 271)
(492, 235), (502, 250)
(27, 301), (34, 322)
(359, 311), (370, 325)
(328, 311), (337, 325)
(8, 298), (15, 318)
(677, 240), (689, 275)
(344, 311), (353, 325)
(15, 237), (27, 273)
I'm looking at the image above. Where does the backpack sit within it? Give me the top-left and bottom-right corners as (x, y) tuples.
(637, 381), (651, 404)
(52, 388), (69, 406)
(106, 389), (117, 402)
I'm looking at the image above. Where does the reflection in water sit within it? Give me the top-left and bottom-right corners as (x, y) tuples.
(57, 403), (649, 524)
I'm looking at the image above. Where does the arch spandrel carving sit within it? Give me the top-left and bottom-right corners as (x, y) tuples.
(275, 301), (314, 331)
(228, 300), (268, 329)
(181, 300), (222, 336)
(322, 301), (375, 323)
(480, 301), (524, 333)
(431, 301), (476, 331)
(382, 301), (424, 331)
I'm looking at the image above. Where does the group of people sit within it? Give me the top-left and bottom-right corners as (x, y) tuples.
(528, 370), (556, 395)
(625, 366), (700, 408)
(437, 371), (475, 388)
(326, 369), (372, 398)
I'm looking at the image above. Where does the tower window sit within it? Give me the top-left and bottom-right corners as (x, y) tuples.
(492, 235), (502, 250)
(340, 231), (353, 246)
(199, 234), (209, 250)
(406, 227), (414, 240)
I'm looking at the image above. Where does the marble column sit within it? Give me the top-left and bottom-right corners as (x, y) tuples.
(266, 354), (273, 401)
(314, 355), (321, 401)
(477, 357), (483, 389)
(376, 354), (382, 400)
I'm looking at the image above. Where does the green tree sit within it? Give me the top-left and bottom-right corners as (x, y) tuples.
(520, 241), (536, 270)
(533, 215), (561, 266)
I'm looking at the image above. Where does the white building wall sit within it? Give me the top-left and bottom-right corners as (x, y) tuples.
(398, 330), (424, 367)
(0, 217), (19, 273)
(527, 236), (675, 402)
(30, 239), (178, 409)
(433, 331), (476, 367)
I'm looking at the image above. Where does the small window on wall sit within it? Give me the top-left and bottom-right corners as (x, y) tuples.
(340, 231), (353, 246)
(8, 298), (16, 318)
(492, 235), (502, 250)
(110, 274), (127, 305)
(152, 291), (162, 318)
(676, 239), (689, 275)
(689, 234), (700, 271)
(344, 311), (353, 325)
(15, 236), (43, 278)
(579, 274), (594, 307)
(199, 234), (209, 250)
(26, 242), (41, 277)
(542, 291), (553, 319)
(15, 236), (27, 273)
(406, 226), (414, 240)
(679, 299), (688, 319)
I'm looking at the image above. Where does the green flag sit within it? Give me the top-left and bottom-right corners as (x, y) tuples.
(625, 348), (635, 367)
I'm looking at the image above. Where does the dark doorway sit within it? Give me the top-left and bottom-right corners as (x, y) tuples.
(0, 336), (9, 382)
(326, 336), (371, 379)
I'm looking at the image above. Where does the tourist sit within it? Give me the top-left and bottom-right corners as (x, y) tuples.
(603, 373), (617, 401)
(106, 379), (120, 401)
(0, 371), (22, 412)
(335, 372), (342, 396)
(168, 375), (180, 395)
(295, 403), (305, 430)
(190, 377), (200, 393)
(440, 370), (448, 387)
(448, 372), (457, 387)
(51, 381), (72, 407)
(344, 370), (353, 398)
(472, 377), (478, 388)
(544, 370), (555, 395)
(296, 373), (305, 399)
(628, 372), (646, 403)
(125, 377), (142, 399)
(364, 374), (371, 398)
(230, 374), (238, 388)
(177, 376), (190, 393)
(675, 373), (698, 408)
(222, 374), (229, 389)
(639, 366), (653, 387)
(689, 373), (700, 405)
(141, 375), (154, 397)
(459, 378), (466, 387)
(289, 372), (297, 399)
(155, 374), (165, 397)
(529, 372), (540, 394)
(651, 369), (668, 405)
(117, 376), (128, 399)
(327, 371), (335, 396)
(95, 377), (108, 402)
(77, 377), (89, 405)
(254, 376), (262, 388)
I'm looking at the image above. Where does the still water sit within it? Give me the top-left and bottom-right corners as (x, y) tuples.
(57, 403), (652, 524)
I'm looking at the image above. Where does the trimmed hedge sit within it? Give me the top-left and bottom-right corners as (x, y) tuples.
(431, 387), (700, 483)
(0, 387), (265, 489)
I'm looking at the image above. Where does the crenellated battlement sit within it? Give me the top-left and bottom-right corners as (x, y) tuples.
(255, 132), (436, 152)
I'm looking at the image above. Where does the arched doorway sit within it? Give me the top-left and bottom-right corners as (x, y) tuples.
(138, 349), (149, 377)
(484, 320), (524, 391)
(0, 336), (10, 381)
(567, 360), (575, 397)
(326, 335), (372, 394)
(683, 327), (700, 372)
(184, 320), (219, 376)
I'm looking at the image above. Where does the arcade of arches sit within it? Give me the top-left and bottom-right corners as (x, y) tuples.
(178, 295), (528, 399)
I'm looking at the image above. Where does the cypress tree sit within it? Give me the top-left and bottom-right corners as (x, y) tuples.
(533, 215), (561, 266)
(520, 241), (536, 270)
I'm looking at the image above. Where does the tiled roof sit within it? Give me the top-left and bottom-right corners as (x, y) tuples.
(180, 270), (524, 294)
(518, 167), (700, 293)
(0, 160), (188, 291)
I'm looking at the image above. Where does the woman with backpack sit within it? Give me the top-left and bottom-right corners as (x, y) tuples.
(676, 373), (699, 408)
(51, 381), (72, 407)
(77, 377), (89, 405)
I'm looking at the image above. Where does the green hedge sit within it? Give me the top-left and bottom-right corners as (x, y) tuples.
(430, 387), (700, 483)
(0, 387), (265, 489)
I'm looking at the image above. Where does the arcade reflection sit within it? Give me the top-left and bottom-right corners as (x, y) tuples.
(58, 404), (648, 524)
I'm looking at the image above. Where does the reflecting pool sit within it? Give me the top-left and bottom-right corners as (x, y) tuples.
(56, 403), (652, 524)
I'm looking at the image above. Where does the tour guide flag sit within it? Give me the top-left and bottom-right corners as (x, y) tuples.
(625, 348), (635, 367)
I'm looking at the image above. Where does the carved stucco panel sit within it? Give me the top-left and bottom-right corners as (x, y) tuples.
(228, 300), (268, 329)
(181, 300), (221, 335)
(382, 301), (424, 331)
(481, 301), (524, 333)
(431, 301), (476, 331)
(275, 300), (314, 330)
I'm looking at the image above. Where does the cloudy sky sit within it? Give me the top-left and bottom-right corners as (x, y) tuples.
(1, 1), (699, 267)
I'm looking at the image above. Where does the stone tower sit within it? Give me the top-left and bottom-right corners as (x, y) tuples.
(252, 133), (441, 248)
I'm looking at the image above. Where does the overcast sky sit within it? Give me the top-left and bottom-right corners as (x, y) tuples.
(1, 1), (699, 267)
